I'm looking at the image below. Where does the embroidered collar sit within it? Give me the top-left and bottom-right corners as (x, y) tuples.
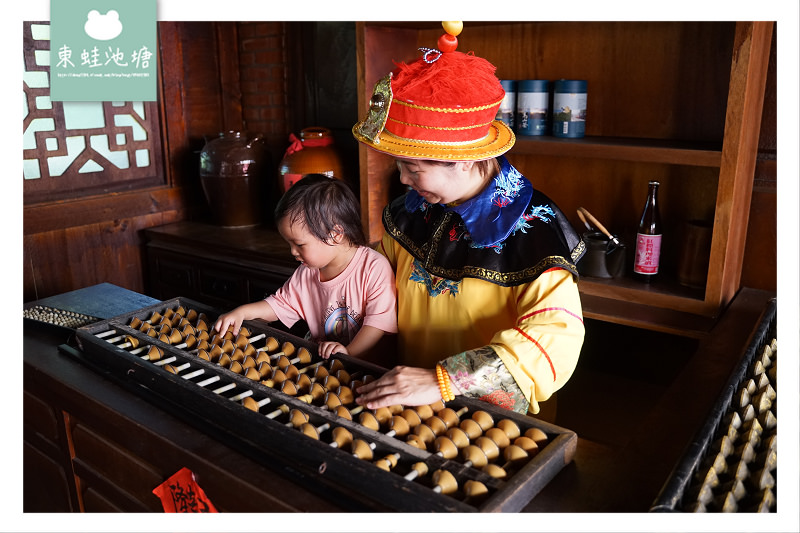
(403, 156), (533, 247)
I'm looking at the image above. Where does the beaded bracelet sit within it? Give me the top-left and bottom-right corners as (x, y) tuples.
(436, 363), (456, 402)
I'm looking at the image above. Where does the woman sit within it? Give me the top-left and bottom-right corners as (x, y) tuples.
(351, 23), (586, 419)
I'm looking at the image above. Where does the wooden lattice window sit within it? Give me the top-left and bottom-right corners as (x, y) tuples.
(23, 21), (164, 205)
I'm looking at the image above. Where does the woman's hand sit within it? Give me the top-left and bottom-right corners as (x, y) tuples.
(355, 365), (444, 409)
(318, 341), (348, 359)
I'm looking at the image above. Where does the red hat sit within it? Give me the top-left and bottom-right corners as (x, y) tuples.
(353, 22), (515, 161)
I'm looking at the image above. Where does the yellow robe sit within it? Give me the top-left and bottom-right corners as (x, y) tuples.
(380, 232), (585, 414)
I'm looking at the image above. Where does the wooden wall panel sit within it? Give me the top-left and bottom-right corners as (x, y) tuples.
(23, 22), (251, 303)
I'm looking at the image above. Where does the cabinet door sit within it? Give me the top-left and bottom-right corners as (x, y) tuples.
(23, 391), (77, 512)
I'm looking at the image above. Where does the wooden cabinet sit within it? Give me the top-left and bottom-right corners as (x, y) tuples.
(143, 221), (298, 311)
(354, 21), (773, 336)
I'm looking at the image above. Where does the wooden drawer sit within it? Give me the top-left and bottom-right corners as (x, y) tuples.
(71, 420), (164, 512)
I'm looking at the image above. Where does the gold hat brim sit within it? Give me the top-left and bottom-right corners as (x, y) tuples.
(352, 120), (515, 162)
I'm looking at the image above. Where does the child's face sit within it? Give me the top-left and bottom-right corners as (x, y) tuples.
(277, 215), (339, 270)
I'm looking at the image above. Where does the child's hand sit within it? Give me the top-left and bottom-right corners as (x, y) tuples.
(318, 341), (348, 359)
(214, 309), (246, 336)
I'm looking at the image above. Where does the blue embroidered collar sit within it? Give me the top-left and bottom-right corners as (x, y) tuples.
(403, 156), (533, 247)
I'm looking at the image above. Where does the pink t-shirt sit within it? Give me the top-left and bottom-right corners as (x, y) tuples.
(265, 246), (397, 345)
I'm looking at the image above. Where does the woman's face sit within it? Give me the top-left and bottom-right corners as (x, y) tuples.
(396, 159), (479, 205)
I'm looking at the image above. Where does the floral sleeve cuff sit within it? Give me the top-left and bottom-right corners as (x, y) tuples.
(441, 346), (529, 414)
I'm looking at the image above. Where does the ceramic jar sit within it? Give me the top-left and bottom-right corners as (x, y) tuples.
(199, 131), (270, 227)
(278, 127), (345, 193)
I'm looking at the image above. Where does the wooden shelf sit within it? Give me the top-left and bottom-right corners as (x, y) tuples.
(512, 136), (723, 167)
(578, 292), (716, 339)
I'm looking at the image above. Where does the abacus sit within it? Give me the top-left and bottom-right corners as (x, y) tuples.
(651, 299), (778, 513)
(76, 297), (577, 512)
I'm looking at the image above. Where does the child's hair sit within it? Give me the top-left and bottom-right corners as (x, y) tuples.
(275, 174), (367, 247)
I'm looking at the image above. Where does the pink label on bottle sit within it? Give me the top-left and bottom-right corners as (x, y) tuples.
(634, 233), (662, 274)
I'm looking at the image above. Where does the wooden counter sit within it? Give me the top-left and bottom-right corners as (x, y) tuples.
(23, 284), (776, 514)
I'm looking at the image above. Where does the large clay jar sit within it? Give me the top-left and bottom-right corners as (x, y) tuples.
(278, 127), (345, 193)
(199, 131), (270, 227)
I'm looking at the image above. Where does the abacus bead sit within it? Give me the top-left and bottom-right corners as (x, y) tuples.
(334, 405), (353, 420)
(434, 436), (458, 459)
(280, 379), (298, 396)
(351, 439), (374, 460)
(462, 445), (488, 468)
(336, 369), (352, 384)
(503, 444), (528, 465)
(413, 423), (437, 445)
(485, 427), (510, 448)
(464, 480), (489, 500)
(406, 434), (427, 450)
(415, 404), (434, 420)
(429, 400), (446, 412)
(401, 408), (422, 427)
(472, 410), (494, 431)
(300, 422), (321, 439)
(295, 347), (312, 364)
(525, 427), (548, 445)
(264, 337), (279, 351)
(483, 464), (507, 479)
(446, 427), (470, 448)
(437, 407), (460, 428)
(328, 359), (345, 374)
(514, 436), (539, 454)
(410, 461), (428, 478)
(373, 407), (393, 425)
(331, 427), (352, 448)
(388, 415), (411, 437)
(359, 411), (380, 431)
(325, 392), (343, 409)
(425, 415), (448, 436)
(460, 419), (483, 440)
(432, 469), (458, 494)
(475, 436), (500, 460)
(374, 458), (392, 471)
(288, 409), (308, 427)
(497, 419), (521, 439)
(295, 373), (312, 391)
(335, 385), (354, 404)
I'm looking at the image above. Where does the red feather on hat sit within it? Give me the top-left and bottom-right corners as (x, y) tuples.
(392, 51), (504, 107)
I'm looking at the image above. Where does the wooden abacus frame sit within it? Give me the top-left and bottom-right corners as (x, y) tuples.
(75, 297), (577, 512)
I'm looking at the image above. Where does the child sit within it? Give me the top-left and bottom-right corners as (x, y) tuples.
(213, 174), (397, 359)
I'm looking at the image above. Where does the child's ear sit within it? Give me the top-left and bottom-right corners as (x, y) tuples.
(330, 224), (345, 244)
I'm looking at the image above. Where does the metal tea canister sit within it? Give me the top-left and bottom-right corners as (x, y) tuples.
(516, 80), (549, 136)
(495, 80), (517, 130)
(552, 79), (587, 138)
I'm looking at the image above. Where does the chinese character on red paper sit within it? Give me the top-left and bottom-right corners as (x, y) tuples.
(152, 467), (218, 513)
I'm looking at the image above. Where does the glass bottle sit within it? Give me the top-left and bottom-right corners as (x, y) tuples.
(633, 181), (662, 282)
